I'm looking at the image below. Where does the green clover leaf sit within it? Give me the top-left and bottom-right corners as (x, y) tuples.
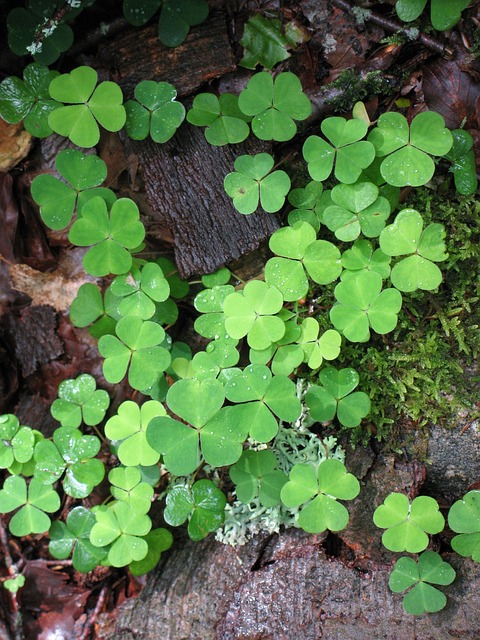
(129, 528), (173, 576)
(389, 551), (456, 615)
(0, 63), (61, 137)
(341, 239), (391, 280)
(164, 479), (226, 541)
(448, 490), (480, 562)
(379, 208), (447, 292)
(69, 283), (119, 339)
(280, 459), (360, 533)
(110, 262), (170, 320)
(303, 116), (375, 183)
(108, 466), (154, 514)
(0, 475), (60, 537)
(373, 493), (445, 553)
(238, 71), (311, 141)
(194, 284), (234, 339)
(158, 0), (209, 47)
(187, 93), (251, 146)
(323, 182), (391, 241)
(4, 575), (25, 593)
(395, 0), (470, 31)
(105, 400), (166, 467)
(125, 80), (185, 142)
(368, 111), (452, 187)
(90, 502), (151, 567)
(49, 506), (108, 573)
(48, 66), (126, 148)
(68, 196), (146, 277)
(229, 449), (287, 507)
(31, 149), (115, 230)
(0, 415), (35, 469)
(224, 152), (291, 214)
(330, 271), (403, 342)
(297, 319), (342, 370)
(239, 14), (293, 70)
(444, 129), (478, 196)
(305, 366), (370, 428)
(50, 374), (110, 429)
(287, 180), (324, 231)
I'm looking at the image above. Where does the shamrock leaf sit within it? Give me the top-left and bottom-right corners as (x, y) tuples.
(265, 221), (342, 301)
(68, 197), (146, 277)
(31, 149), (115, 230)
(125, 80), (185, 142)
(323, 182), (390, 241)
(238, 72), (311, 141)
(305, 366), (370, 427)
(110, 262), (170, 320)
(108, 466), (154, 514)
(50, 374), (110, 429)
(187, 93), (251, 146)
(0, 415), (35, 469)
(105, 400), (166, 467)
(303, 116), (375, 183)
(280, 459), (360, 533)
(229, 449), (287, 507)
(389, 551), (456, 615)
(129, 528), (173, 576)
(48, 66), (126, 148)
(287, 180), (324, 231)
(379, 208), (447, 292)
(0, 63), (61, 137)
(373, 493), (445, 552)
(368, 111), (452, 187)
(49, 506), (107, 573)
(0, 476), (60, 537)
(448, 490), (480, 562)
(224, 153), (291, 214)
(90, 502), (151, 567)
(297, 319), (342, 370)
(69, 283), (119, 338)
(240, 14), (293, 70)
(158, 0), (209, 47)
(330, 271), (403, 342)
(341, 239), (391, 280)
(444, 129), (478, 196)
(194, 284), (234, 339)
(4, 575), (25, 593)
(163, 479), (226, 541)
(395, 0), (470, 31)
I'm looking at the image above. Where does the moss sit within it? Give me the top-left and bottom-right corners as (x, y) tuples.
(325, 69), (393, 114)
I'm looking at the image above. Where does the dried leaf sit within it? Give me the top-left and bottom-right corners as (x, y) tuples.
(0, 120), (32, 172)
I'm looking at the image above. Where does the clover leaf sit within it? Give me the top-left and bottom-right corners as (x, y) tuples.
(90, 502), (151, 567)
(303, 116), (376, 184)
(395, 0), (470, 31)
(163, 479), (226, 541)
(48, 66), (126, 148)
(229, 449), (287, 507)
(194, 284), (234, 339)
(224, 153), (291, 214)
(368, 111), (452, 187)
(373, 493), (445, 553)
(0, 415), (35, 469)
(0, 475), (60, 537)
(389, 551), (456, 615)
(105, 400), (166, 467)
(240, 14), (293, 70)
(187, 93), (251, 146)
(108, 466), (154, 514)
(4, 575), (25, 593)
(31, 149), (115, 230)
(297, 319), (342, 370)
(305, 366), (370, 428)
(129, 528), (173, 576)
(379, 208), (447, 292)
(341, 239), (391, 280)
(323, 182), (390, 241)
(34, 426), (104, 499)
(445, 129), (478, 196)
(125, 80), (185, 142)
(70, 283), (119, 338)
(238, 72), (311, 141)
(49, 506), (107, 573)
(0, 63), (61, 137)
(110, 262), (170, 320)
(330, 271), (403, 342)
(448, 490), (480, 562)
(68, 197), (146, 277)
(50, 374), (110, 429)
(223, 280), (285, 350)
(265, 221), (342, 301)
(287, 180), (324, 231)
(280, 459), (360, 533)
(224, 364), (301, 442)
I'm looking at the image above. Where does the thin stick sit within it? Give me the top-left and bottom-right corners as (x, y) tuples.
(0, 521), (24, 640)
(79, 583), (109, 640)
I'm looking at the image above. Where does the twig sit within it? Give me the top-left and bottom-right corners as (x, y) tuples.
(78, 583), (109, 640)
(330, 0), (454, 58)
(29, 1), (75, 55)
(0, 521), (24, 640)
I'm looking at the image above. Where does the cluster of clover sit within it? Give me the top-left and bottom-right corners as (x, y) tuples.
(0, 1), (478, 614)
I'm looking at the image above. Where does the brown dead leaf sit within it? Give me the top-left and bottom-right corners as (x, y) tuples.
(0, 120), (32, 172)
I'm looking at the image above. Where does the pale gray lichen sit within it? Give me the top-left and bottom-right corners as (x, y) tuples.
(351, 6), (372, 27)
(404, 27), (420, 41)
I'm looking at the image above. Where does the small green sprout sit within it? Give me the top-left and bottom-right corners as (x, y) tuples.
(48, 66), (126, 147)
(31, 149), (115, 230)
(444, 129), (478, 196)
(379, 208), (447, 292)
(110, 262), (170, 320)
(303, 116), (376, 184)
(448, 490), (480, 562)
(389, 551), (456, 615)
(280, 459), (360, 533)
(305, 366), (371, 428)
(238, 72), (311, 141)
(164, 479), (226, 541)
(341, 239), (391, 280)
(125, 80), (185, 142)
(0, 476), (60, 537)
(0, 415), (35, 470)
(368, 111), (452, 187)
(239, 14), (293, 70)
(108, 466), (154, 514)
(287, 180), (324, 231)
(373, 493), (445, 552)
(224, 153), (291, 214)
(50, 374), (110, 429)
(128, 528), (173, 576)
(229, 449), (288, 507)
(69, 283), (119, 338)
(297, 319), (342, 370)
(395, 0), (470, 31)
(3, 575), (25, 593)
(187, 93), (251, 146)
